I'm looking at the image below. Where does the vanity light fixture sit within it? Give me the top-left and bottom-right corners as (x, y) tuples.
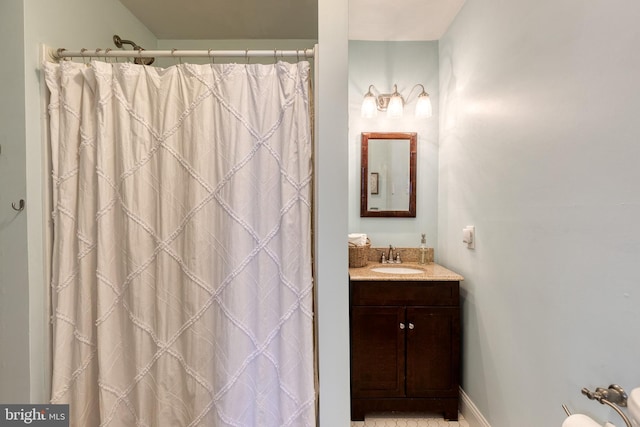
(361, 83), (433, 119)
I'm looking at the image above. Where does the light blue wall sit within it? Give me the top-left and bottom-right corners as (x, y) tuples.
(439, 0), (640, 425)
(0, 0), (29, 403)
(349, 41), (439, 250)
(317, 0), (350, 424)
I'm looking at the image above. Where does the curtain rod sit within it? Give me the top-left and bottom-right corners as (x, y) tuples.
(48, 47), (315, 61)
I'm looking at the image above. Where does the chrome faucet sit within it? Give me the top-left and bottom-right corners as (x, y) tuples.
(387, 245), (394, 262)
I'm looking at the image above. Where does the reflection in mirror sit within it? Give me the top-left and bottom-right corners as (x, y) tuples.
(361, 132), (417, 217)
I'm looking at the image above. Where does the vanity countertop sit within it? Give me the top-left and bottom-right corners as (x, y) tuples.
(349, 262), (464, 282)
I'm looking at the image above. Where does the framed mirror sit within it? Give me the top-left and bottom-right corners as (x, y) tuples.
(360, 132), (417, 217)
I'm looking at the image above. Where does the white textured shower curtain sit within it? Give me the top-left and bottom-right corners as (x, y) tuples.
(44, 60), (315, 427)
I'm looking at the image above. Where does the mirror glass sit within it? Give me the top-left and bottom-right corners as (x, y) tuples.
(361, 132), (417, 217)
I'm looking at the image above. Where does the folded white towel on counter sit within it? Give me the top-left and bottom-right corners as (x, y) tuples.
(348, 233), (368, 246)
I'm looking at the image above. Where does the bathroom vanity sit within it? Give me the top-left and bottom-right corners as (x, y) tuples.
(349, 263), (463, 421)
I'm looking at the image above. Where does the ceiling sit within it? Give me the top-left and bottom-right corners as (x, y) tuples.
(349, 0), (465, 41)
(118, 0), (465, 41)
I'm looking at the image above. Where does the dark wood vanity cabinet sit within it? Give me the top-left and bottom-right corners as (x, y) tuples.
(350, 280), (460, 421)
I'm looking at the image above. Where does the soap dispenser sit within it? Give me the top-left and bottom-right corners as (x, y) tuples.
(419, 234), (427, 264)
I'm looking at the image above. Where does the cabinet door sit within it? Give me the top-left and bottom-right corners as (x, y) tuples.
(405, 307), (460, 397)
(351, 306), (405, 397)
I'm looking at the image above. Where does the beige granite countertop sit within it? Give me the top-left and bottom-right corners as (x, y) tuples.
(349, 262), (464, 281)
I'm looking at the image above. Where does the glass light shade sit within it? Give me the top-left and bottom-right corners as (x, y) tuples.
(361, 94), (378, 118)
(387, 95), (404, 118)
(415, 93), (433, 118)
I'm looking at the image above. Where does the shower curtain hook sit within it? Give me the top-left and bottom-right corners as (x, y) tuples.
(208, 49), (214, 65)
(245, 49), (250, 64)
(105, 48), (112, 63)
(171, 48), (182, 65)
(297, 50), (300, 62)
(274, 48), (277, 64)
(80, 48), (88, 66)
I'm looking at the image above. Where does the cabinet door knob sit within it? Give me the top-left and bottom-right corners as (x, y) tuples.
(408, 323), (415, 330)
(399, 323), (405, 329)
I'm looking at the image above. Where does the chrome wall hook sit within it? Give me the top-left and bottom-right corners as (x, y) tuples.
(11, 199), (24, 211)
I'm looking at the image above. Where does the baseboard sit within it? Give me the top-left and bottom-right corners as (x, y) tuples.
(460, 387), (491, 427)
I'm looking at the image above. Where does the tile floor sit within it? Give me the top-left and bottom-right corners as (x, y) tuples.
(350, 413), (470, 427)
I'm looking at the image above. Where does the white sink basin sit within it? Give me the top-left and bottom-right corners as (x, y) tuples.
(370, 266), (425, 275)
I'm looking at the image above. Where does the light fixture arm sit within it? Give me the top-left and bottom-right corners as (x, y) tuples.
(405, 84), (429, 103)
(364, 84), (403, 112)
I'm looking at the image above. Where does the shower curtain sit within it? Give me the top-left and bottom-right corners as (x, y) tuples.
(44, 60), (315, 427)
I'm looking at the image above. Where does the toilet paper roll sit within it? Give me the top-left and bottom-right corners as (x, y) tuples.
(628, 388), (640, 426)
(562, 414), (602, 427)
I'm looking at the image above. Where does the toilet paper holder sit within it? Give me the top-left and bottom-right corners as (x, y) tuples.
(562, 404), (572, 416)
(567, 384), (633, 427)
